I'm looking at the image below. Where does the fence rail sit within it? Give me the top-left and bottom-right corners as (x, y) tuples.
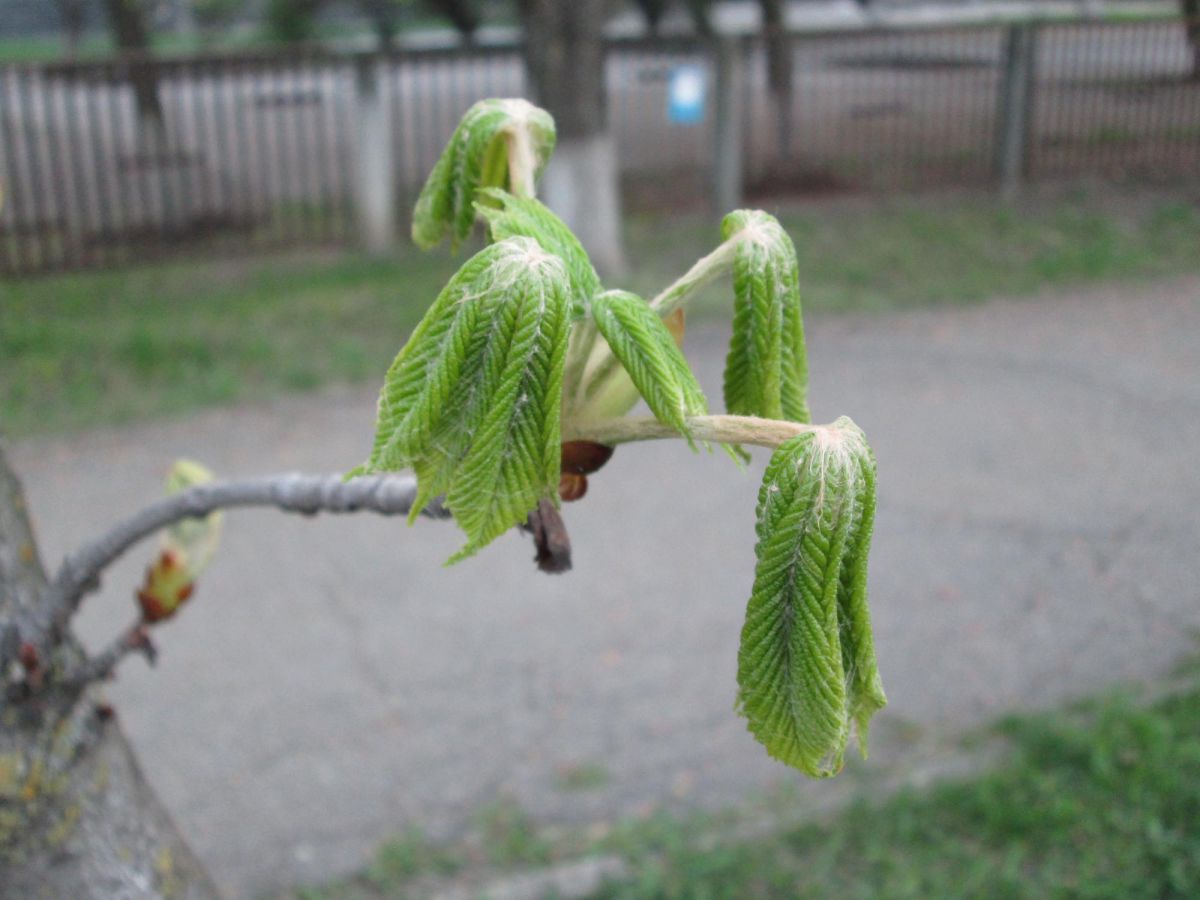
(2, 17), (1198, 276)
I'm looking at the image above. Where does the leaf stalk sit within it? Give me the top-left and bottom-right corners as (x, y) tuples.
(564, 414), (821, 450)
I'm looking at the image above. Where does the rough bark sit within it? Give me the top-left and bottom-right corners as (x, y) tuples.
(517, 0), (628, 275)
(0, 701), (219, 900)
(1, 442), (217, 899)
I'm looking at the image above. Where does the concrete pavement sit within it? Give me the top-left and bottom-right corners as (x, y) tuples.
(11, 274), (1200, 897)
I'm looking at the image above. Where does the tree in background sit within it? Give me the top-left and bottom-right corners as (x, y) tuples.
(357, 0), (408, 48)
(191, 0), (240, 44)
(516, 0), (627, 275)
(759, 0), (794, 161)
(1183, 0), (1200, 80)
(425, 0), (480, 42)
(631, 0), (713, 37)
(265, 0), (324, 43)
(102, 0), (163, 132)
(356, 0), (481, 50)
(54, 0), (89, 58)
(633, 0), (669, 35)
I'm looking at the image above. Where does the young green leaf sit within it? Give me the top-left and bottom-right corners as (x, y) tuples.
(722, 210), (810, 424)
(475, 188), (601, 317)
(356, 237), (571, 561)
(412, 99), (556, 251)
(736, 417), (885, 777)
(586, 290), (708, 446)
(163, 458), (222, 578)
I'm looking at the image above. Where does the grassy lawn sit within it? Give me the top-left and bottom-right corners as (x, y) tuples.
(290, 679), (1200, 899)
(4, 191), (1200, 437)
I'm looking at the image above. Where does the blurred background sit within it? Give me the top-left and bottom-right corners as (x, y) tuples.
(3, 1), (1199, 898)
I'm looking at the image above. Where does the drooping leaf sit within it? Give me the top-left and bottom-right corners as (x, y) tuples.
(736, 418), (885, 777)
(721, 210), (810, 424)
(587, 290), (707, 446)
(412, 99), (556, 251)
(475, 188), (601, 317)
(356, 237), (572, 560)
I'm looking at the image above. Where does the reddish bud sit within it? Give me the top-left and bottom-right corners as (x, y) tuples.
(18, 642), (39, 673)
(561, 441), (614, 476)
(558, 472), (588, 502)
(137, 550), (197, 624)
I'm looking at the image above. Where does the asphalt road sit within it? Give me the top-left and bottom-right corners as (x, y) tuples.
(11, 274), (1200, 897)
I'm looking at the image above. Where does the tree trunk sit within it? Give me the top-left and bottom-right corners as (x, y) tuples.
(633, 0), (668, 35)
(759, 0), (793, 162)
(0, 444), (219, 899)
(517, 0), (628, 276)
(57, 0), (87, 59)
(685, 0), (714, 39)
(1183, 0), (1200, 81)
(423, 0), (480, 44)
(103, 0), (164, 129)
(1, 703), (220, 899)
(358, 0), (398, 51)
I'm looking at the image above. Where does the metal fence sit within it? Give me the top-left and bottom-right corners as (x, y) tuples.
(1, 17), (1198, 276)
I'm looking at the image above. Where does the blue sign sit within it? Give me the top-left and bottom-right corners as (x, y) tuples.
(667, 65), (706, 124)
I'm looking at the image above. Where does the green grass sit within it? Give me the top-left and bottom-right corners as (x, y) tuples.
(290, 681), (1200, 899)
(556, 761), (612, 792)
(5, 192), (1200, 437)
(587, 686), (1200, 899)
(1, 248), (458, 435)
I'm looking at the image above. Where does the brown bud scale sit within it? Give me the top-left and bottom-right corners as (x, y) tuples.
(561, 441), (614, 476)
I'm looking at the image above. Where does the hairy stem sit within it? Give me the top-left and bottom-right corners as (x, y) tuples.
(571, 235), (742, 414)
(562, 320), (600, 413)
(649, 235), (740, 316)
(564, 414), (817, 449)
(505, 123), (538, 200)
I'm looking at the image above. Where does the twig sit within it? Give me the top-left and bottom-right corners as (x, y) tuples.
(70, 623), (157, 686)
(37, 473), (447, 651)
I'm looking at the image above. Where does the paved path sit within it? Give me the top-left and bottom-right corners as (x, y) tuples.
(12, 275), (1200, 898)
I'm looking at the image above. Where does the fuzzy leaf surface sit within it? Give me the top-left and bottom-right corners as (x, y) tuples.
(357, 237), (571, 560)
(412, 99), (556, 250)
(722, 210), (810, 424)
(476, 188), (601, 317)
(736, 418), (885, 777)
(587, 290), (708, 445)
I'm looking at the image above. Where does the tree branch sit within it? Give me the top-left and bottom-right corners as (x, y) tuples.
(564, 414), (816, 450)
(37, 473), (446, 651)
(69, 622), (156, 687)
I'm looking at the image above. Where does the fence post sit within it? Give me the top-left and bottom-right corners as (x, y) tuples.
(353, 54), (395, 253)
(995, 23), (1037, 197)
(712, 35), (745, 216)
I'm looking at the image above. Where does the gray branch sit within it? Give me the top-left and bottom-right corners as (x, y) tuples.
(67, 622), (156, 688)
(37, 473), (446, 650)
